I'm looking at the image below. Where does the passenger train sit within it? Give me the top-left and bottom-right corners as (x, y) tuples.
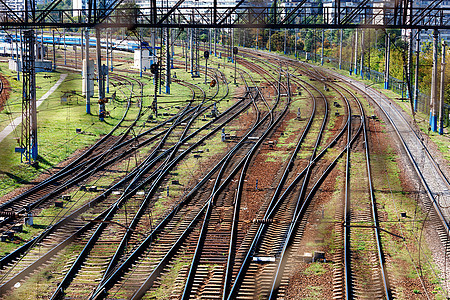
(0, 32), (144, 57)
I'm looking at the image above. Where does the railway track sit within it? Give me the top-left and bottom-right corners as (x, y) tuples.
(1, 40), (448, 299)
(1, 51), (269, 298)
(0, 59), (231, 293)
(86, 55), (286, 300)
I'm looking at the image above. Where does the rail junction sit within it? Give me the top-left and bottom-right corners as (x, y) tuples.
(0, 0), (450, 299)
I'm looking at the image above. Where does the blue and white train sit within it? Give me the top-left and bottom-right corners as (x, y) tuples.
(0, 32), (142, 56)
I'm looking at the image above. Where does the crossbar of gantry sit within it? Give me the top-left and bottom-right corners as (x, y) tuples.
(1, 4), (450, 29)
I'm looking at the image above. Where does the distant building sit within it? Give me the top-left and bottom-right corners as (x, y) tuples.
(4, 0), (25, 11)
(414, 0), (450, 44)
(135, 0), (240, 20)
(73, 0), (86, 17)
(3, 0), (46, 11)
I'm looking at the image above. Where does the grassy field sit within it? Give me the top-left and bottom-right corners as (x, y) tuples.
(0, 61), (134, 197)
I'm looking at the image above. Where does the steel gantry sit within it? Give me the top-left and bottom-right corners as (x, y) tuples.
(1, 0), (450, 30)
(1, 0), (449, 162)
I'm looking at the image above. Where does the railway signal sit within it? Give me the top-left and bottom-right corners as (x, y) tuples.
(151, 63), (159, 116)
(204, 50), (209, 84)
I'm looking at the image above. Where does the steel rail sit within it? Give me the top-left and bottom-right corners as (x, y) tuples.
(329, 69), (450, 239)
(130, 63), (290, 300)
(330, 78), (392, 299)
(88, 92), (256, 299)
(225, 67), (352, 299)
(97, 66), (230, 284)
(0, 90), (245, 293)
(49, 77), (211, 300)
(93, 53), (288, 298)
(268, 69), (329, 299)
(180, 67), (262, 300)
(285, 62), (391, 298)
(312, 67), (392, 298)
(358, 89), (392, 299)
(222, 63), (298, 300)
(0, 73), (232, 293)
(0, 73), (142, 223)
(50, 66), (241, 299)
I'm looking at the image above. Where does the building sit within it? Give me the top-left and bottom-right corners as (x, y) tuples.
(4, 0), (25, 11)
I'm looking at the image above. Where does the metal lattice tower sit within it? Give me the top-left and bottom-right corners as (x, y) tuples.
(21, 29), (38, 164)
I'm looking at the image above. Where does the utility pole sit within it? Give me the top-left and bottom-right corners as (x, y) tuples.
(407, 29), (413, 98)
(15, 28), (20, 80)
(349, 34), (354, 75)
(384, 33), (390, 89)
(96, 28), (104, 100)
(64, 28), (66, 65)
(214, 28), (217, 56)
(430, 30), (438, 132)
(414, 30), (420, 112)
(204, 50), (209, 84)
(439, 41), (446, 135)
(231, 28), (234, 62)
(139, 29), (142, 78)
(171, 28), (174, 69)
(321, 29), (324, 65)
(313, 29), (316, 62)
(354, 29), (358, 75)
(96, 28), (106, 121)
(22, 30), (38, 164)
(233, 47), (238, 84)
(256, 28), (259, 49)
(40, 28), (44, 60)
(151, 29), (155, 65)
(190, 28), (194, 75)
(52, 30), (56, 71)
(284, 28), (287, 55)
(106, 29), (109, 93)
(339, 29), (343, 69)
(294, 28), (297, 58)
(81, 28), (84, 62)
(166, 27), (171, 94)
(360, 29), (364, 79)
(85, 29), (91, 114)
(185, 30), (188, 72)
(110, 29), (114, 72)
